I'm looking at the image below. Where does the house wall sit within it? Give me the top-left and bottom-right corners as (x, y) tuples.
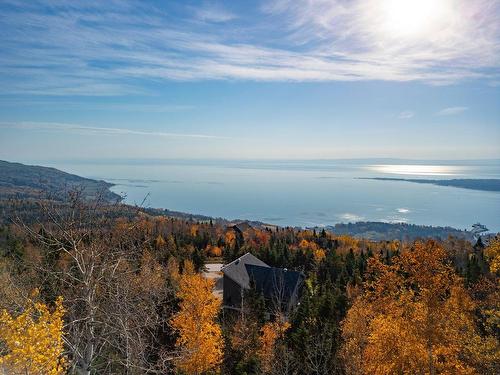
(223, 275), (243, 308)
(287, 275), (305, 314)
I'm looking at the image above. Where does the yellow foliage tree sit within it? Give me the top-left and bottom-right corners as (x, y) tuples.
(190, 224), (199, 237)
(155, 234), (166, 248)
(170, 261), (223, 374)
(485, 237), (500, 273)
(313, 248), (326, 263)
(299, 239), (316, 250)
(337, 235), (359, 254)
(0, 294), (66, 375)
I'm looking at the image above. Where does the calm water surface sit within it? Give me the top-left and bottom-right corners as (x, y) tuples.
(46, 160), (500, 232)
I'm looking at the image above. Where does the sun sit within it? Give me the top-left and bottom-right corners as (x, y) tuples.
(378, 0), (452, 39)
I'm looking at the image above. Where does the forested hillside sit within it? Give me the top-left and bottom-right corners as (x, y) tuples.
(323, 221), (474, 241)
(0, 160), (121, 202)
(0, 195), (498, 374)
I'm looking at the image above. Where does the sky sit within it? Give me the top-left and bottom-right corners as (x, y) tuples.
(0, 0), (499, 161)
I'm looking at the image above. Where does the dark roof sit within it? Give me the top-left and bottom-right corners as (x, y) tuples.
(229, 221), (253, 233)
(221, 253), (270, 288)
(245, 264), (304, 304)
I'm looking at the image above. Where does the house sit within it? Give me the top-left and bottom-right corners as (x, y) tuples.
(221, 253), (304, 314)
(221, 253), (268, 308)
(229, 221), (253, 235)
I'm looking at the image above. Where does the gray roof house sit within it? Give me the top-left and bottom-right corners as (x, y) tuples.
(229, 221), (253, 235)
(221, 253), (304, 314)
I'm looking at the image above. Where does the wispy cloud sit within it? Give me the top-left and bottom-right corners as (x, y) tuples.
(193, 3), (237, 23)
(398, 111), (415, 119)
(0, 100), (194, 112)
(0, 0), (498, 95)
(0, 122), (228, 139)
(436, 106), (469, 116)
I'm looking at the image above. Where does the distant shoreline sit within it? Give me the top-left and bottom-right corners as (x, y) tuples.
(0, 160), (496, 239)
(360, 178), (500, 192)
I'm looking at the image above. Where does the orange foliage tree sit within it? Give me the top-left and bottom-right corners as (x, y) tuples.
(258, 319), (290, 373)
(170, 261), (223, 374)
(206, 245), (223, 257)
(224, 231), (236, 248)
(341, 240), (498, 375)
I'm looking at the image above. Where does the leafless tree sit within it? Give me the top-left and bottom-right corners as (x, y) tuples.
(270, 344), (299, 375)
(302, 330), (339, 375)
(15, 190), (176, 374)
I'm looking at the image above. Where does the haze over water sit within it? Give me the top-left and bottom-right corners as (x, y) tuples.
(48, 159), (500, 232)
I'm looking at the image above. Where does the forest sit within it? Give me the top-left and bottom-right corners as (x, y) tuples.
(0, 194), (498, 374)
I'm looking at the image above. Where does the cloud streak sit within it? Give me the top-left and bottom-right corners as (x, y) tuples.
(0, 0), (498, 96)
(0, 122), (228, 139)
(398, 111), (415, 119)
(436, 106), (469, 116)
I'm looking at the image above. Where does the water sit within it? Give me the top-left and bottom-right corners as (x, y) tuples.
(45, 159), (500, 232)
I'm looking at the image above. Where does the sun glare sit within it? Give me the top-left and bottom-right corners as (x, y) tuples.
(368, 164), (462, 176)
(379, 0), (452, 39)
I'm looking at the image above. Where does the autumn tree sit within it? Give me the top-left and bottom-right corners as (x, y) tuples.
(0, 292), (66, 375)
(258, 318), (290, 374)
(485, 236), (500, 273)
(170, 261), (223, 374)
(341, 240), (498, 374)
(206, 244), (223, 257)
(4, 191), (499, 375)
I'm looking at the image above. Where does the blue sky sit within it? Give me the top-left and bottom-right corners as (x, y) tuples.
(0, 0), (499, 161)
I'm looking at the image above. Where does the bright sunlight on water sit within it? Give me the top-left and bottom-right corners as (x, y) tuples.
(367, 164), (464, 176)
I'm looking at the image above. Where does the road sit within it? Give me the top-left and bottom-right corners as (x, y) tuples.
(203, 263), (223, 299)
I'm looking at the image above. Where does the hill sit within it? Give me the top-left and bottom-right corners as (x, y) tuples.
(0, 160), (121, 202)
(319, 221), (474, 241)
